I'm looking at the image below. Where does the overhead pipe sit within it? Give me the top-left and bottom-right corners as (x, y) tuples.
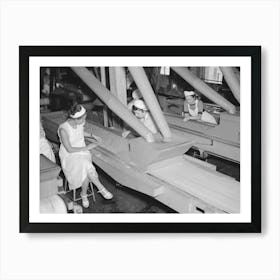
(220, 67), (240, 103)
(171, 67), (236, 114)
(71, 67), (155, 143)
(128, 67), (172, 142)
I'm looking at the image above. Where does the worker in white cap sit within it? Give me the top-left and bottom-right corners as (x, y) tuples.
(183, 90), (217, 124)
(122, 99), (158, 138)
(127, 89), (142, 111)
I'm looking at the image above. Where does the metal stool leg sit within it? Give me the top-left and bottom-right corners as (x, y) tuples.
(63, 178), (68, 193)
(89, 182), (96, 202)
(63, 177), (95, 206)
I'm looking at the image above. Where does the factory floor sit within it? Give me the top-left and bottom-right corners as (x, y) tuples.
(62, 149), (239, 214)
(63, 166), (176, 214)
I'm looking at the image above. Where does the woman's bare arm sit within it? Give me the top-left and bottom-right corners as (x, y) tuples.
(59, 128), (96, 153)
(84, 131), (102, 143)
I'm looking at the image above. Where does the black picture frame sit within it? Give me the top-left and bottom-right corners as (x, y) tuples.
(20, 46), (261, 233)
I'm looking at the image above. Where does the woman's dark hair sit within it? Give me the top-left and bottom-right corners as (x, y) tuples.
(132, 105), (144, 112)
(193, 93), (200, 100)
(68, 102), (83, 118)
(184, 91), (199, 100)
(66, 92), (84, 118)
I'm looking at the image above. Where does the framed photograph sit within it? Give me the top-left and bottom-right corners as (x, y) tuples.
(20, 46), (261, 233)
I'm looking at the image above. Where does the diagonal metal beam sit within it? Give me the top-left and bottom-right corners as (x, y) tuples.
(220, 67), (240, 103)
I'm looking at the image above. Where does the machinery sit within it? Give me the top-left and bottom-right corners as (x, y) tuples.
(158, 95), (240, 162)
(157, 66), (240, 162)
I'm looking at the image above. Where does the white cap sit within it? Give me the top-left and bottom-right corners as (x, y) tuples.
(184, 91), (195, 97)
(133, 99), (148, 111)
(70, 105), (86, 118)
(132, 89), (142, 100)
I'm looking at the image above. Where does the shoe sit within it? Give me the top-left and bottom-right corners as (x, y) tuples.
(98, 187), (113, 200)
(80, 193), (89, 208)
(73, 203), (83, 213)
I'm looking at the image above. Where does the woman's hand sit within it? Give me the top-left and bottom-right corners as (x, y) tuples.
(190, 114), (201, 120)
(93, 135), (102, 143)
(183, 115), (190, 122)
(122, 130), (131, 138)
(86, 143), (97, 150)
(85, 133), (102, 143)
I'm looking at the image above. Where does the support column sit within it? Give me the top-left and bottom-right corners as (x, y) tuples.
(109, 67), (127, 129)
(109, 67), (127, 105)
(220, 67), (240, 103)
(100, 67), (109, 127)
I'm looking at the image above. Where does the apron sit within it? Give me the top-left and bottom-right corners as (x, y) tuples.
(187, 100), (199, 117)
(188, 100), (217, 124)
(40, 121), (55, 162)
(40, 138), (56, 163)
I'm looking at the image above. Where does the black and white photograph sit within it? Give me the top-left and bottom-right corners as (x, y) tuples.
(3, 1), (280, 279)
(40, 66), (240, 214)
(20, 46), (260, 232)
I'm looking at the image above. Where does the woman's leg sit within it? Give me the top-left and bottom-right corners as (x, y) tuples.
(81, 177), (89, 196)
(87, 168), (113, 199)
(80, 177), (90, 208)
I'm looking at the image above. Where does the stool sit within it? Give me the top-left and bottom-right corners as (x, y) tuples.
(63, 179), (96, 204)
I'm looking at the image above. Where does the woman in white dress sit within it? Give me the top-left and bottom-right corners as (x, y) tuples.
(58, 103), (113, 208)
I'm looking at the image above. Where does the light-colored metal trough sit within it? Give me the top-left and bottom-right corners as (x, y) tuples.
(42, 111), (240, 213)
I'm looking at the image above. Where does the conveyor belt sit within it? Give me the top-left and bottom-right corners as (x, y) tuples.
(165, 113), (240, 147)
(41, 111), (240, 213)
(147, 156), (240, 213)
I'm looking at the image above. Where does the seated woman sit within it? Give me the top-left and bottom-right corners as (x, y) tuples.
(58, 102), (113, 208)
(122, 99), (158, 138)
(183, 91), (217, 124)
